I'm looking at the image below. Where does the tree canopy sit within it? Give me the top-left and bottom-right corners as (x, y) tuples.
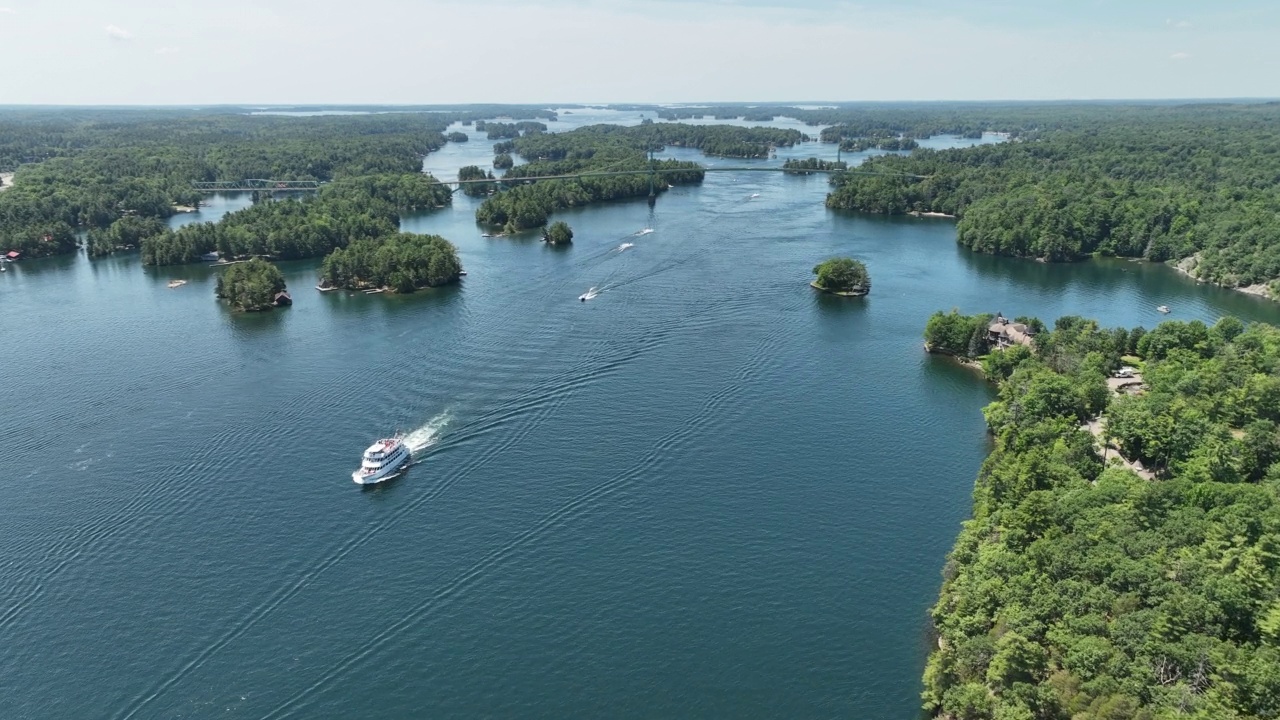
(543, 221), (573, 245)
(215, 258), (287, 312)
(318, 232), (461, 293)
(812, 257), (870, 294)
(0, 108), (547, 259)
(825, 103), (1280, 293)
(140, 172), (445, 266)
(924, 312), (1280, 720)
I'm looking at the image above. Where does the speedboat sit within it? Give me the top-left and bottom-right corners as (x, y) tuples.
(1157, 305), (1171, 314)
(579, 287), (598, 302)
(352, 436), (411, 485)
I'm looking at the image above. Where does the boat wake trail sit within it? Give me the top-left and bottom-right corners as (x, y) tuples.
(615, 242), (635, 253)
(634, 227), (655, 236)
(256, 295), (796, 720)
(405, 410), (452, 455)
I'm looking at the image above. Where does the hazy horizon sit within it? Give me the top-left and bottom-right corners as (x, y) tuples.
(2, 0), (1278, 105)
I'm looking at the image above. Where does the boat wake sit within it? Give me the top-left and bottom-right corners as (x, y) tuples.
(634, 228), (655, 236)
(578, 287), (600, 302)
(615, 242), (635, 252)
(404, 410), (453, 455)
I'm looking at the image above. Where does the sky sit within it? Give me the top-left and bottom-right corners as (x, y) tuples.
(0, 0), (1277, 105)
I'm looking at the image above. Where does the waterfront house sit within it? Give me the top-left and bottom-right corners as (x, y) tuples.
(987, 314), (1036, 349)
(273, 291), (293, 307)
(201, 251), (220, 262)
(5, 250), (20, 261)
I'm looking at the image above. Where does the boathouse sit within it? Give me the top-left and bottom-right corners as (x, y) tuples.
(273, 291), (293, 307)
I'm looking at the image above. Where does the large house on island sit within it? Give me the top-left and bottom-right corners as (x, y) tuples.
(987, 314), (1036, 349)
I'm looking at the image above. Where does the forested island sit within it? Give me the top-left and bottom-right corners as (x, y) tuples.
(318, 232), (461, 293)
(473, 125), (724, 234)
(215, 258), (288, 312)
(782, 158), (848, 175)
(458, 165), (496, 197)
(542, 221), (573, 246)
(922, 311), (1280, 720)
(810, 257), (870, 296)
(0, 108), (547, 259)
(825, 103), (1280, 298)
(140, 172), (449, 266)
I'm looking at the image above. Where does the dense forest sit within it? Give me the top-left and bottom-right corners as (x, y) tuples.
(318, 232), (461, 293)
(782, 158), (848, 175)
(825, 104), (1280, 296)
(922, 311), (1280, 719)
(140, 172), (444, 266)
(215, 258), (288, 312)
(474, 126), (717, 234)
(0, 108), (543, 258)
(458, 165), (496, 198)
(509, 123), (804, 161)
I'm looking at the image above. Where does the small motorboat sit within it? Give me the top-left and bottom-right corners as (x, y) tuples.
(1157, 305), (1171, 314)
(579, 287), (598, 302)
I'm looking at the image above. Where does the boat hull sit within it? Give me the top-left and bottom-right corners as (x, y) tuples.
(352, 454), (411, 485)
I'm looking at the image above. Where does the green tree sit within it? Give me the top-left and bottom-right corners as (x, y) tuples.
(542, 221), (573, 245)
(215, 258), (287, 311)
(812, 257), (870, 294)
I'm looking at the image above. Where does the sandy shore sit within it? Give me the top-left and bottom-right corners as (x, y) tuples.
(0, 172), (14, 192)
(172, 204), (199, 213)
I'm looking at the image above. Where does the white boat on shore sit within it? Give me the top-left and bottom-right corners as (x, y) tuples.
(352, 436), (411, 485)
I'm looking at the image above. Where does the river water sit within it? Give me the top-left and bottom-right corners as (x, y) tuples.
(3, 113), (1279, 719)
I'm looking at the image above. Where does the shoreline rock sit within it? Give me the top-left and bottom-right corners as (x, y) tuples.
(809, 280), (868, 297)
(1170, 252), (1275, 301)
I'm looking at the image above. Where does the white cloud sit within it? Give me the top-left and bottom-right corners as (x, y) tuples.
(0, 7), (16, 13)
(1177, 20), (1192, 28)
(1171, 51), (1191, 60)
(155, 46), (180, 55)
(105, 24), (132, 40)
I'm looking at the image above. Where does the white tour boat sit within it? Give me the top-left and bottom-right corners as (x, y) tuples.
(352, 436), (411, 485)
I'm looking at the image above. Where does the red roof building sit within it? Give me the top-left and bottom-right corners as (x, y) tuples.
(6, 251), (20, 259)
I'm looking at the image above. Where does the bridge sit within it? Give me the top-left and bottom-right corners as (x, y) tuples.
(445, 165), (928, 192)
(191, 179), (324, 192)
(191, 166), (926, 196)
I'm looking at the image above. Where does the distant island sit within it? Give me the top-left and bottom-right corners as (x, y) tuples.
(782, 158), (848, 175)
(810, 257), (870, 296)
(215, 258), (290, 311)
(318, 232), (461, 293)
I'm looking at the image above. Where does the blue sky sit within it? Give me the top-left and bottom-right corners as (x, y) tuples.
(0, 0), (1276, 104)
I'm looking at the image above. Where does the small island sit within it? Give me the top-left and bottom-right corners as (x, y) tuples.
(215, 257), (290, 312)
(493, 153), (514, 170)
(458, 165), (495, 197)
(446, 131), (468, 143)
(810, 257), (870, 296)
(542, 221), (573, 246)
(318, 232), (462, 293)
(782, 157), (848, 175)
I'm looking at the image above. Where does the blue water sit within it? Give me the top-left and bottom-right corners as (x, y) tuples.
(2, 119), (1278, 719)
